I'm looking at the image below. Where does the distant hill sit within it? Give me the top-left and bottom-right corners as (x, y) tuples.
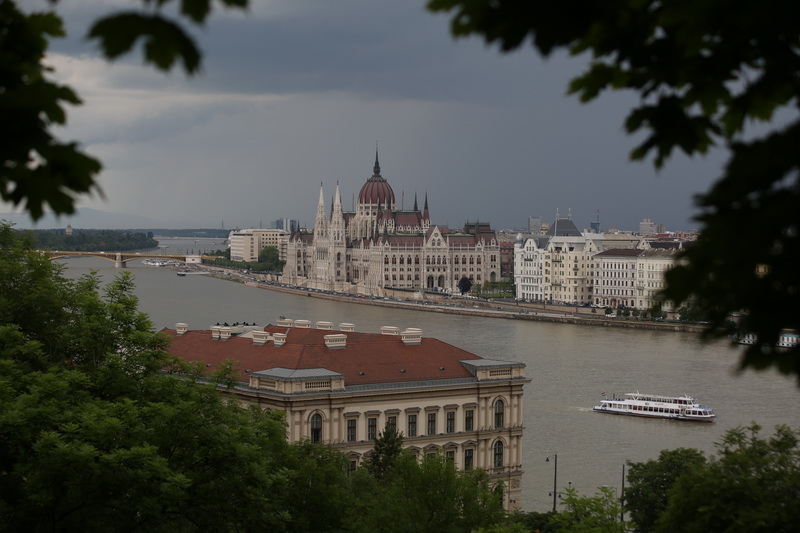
(0, 208), (163, 230)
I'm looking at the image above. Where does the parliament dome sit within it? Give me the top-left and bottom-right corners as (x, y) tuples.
(358, 151), (395, 206)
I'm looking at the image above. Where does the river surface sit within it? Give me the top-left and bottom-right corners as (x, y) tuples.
(59, 238), (800, 512)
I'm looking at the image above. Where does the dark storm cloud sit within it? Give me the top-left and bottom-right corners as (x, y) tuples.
(12, 0), (726, 231)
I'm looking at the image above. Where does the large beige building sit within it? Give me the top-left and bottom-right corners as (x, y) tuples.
(229, 229), (290, 262)
(164, 319), (529, 508)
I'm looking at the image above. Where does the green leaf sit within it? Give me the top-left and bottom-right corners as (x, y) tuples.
(87, 13), (202, 75)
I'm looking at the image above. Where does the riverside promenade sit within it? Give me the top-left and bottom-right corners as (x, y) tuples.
(189, 264), (705, 334)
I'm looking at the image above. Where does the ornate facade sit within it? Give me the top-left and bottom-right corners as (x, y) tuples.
(282, 152), (501, 296)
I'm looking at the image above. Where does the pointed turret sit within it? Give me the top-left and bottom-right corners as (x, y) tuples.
(315, 183), (328, 238)
(372, 147), (381, 177)
(413, 192), (419, 212)
(423, 192), (430, 221)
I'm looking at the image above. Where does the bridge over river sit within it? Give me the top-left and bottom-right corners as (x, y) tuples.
(46, 251), (202, 268)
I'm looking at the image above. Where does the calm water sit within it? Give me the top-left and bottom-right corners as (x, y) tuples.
(60, 238), (800, 512)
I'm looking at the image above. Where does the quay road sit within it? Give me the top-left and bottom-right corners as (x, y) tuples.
(184, 263), (705, 335)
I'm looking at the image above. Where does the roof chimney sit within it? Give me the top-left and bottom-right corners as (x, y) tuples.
(381, 326), (400, 335)
(276, 318), (293, 327)
(295, 319), (311, 328)
(324, 333), (347, 349)
(339, 323), (355, 332)
(219, 327), (232, 340)
(316, 321), (334, 330)
(401, 328), (423, 345)
(176, 323), (188, 336)
(251, 330), (269, 345)
(273, 332), (287, 347)
(211, 325), (221, 340)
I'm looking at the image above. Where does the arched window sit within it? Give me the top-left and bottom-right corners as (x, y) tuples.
(495, 399), (505, 428)
(493, 440), (504, 468)
(311, 414), (322, 443)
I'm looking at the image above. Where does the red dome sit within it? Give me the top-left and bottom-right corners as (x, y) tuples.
(359, 175), (395, 206)
(358, 151), (395, 206)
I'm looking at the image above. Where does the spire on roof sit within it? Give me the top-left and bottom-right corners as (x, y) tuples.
(372, 143), (382, 177)
(413, 192), (419, 212)
(423, 192), (430, 221)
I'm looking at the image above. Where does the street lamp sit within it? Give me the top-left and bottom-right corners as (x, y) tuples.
(546, 454), (558, 512)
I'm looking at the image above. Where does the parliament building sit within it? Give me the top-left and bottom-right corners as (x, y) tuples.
(282, 151), (501, 296)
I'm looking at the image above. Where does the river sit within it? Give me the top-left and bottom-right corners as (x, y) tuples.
(59, 238), (800, 512)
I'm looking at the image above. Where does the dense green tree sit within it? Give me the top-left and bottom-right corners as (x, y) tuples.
(365, 422), (405, 481)
(458, 276), (473, 295)
(655, 424), (800, 533)
(1, 0), (249, 220)
(624, 448), (706, 533)
(27, 228), (158, 252)
(258, 245), (285, 271)
(354, 452), (505, 533)
(547, 486), (625, 533)
(428, 0), (800, 382)
(503, 510), (559, 533)
(280, 440), (356, 532)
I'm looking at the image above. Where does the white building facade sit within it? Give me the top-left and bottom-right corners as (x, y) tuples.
(593, 248), (678, 309)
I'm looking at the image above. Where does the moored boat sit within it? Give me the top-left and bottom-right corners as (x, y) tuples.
(735, 331), (798, 348)
(592, 392), (716, 422)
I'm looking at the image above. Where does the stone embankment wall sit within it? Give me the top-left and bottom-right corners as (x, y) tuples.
(234, 278), (704, 334)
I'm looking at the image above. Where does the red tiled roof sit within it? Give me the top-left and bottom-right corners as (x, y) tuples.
(394, 212), (422, 226)
(163, 326), (482, 386)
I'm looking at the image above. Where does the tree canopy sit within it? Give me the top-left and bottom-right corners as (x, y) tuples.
(624, 448), (707, 533)
(458, 276), (473, 295)
(656, 424), (800, 533)
(428, 0), (800, 383)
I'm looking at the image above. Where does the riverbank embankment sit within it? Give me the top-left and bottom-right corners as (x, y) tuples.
(186, 264), (704, 334)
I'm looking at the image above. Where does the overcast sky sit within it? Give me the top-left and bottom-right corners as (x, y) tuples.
(14, 0), (729, 231)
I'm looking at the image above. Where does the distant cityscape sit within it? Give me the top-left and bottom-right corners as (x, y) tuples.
(13, 150), (697, 313)
(228, 151), (695, 311)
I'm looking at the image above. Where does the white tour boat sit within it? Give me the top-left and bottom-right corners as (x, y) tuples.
(592, 392), (716, 422)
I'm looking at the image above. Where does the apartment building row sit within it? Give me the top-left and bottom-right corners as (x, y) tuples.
(513, 216), (682, 310)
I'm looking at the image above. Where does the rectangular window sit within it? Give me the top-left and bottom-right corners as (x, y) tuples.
(427, 413), (436, 435)
(368, 417), (377, 440)
(464, 449), (474, 471)
(347, 419), (357, 442)
(407, 414), (417, 437)
(465, 409), (474, 431)
(387, 415), (397, 432)
(446, 411), (455, 433)
(445, 450), (455, 462)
